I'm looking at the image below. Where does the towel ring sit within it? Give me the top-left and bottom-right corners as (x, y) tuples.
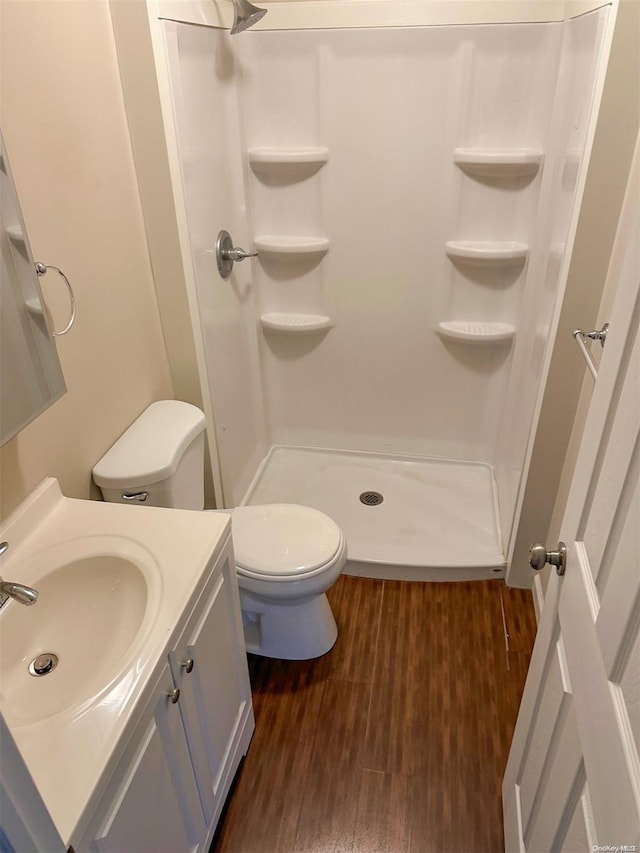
(35, 262), (76, 336)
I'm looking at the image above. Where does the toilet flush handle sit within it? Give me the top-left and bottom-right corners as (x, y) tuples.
(122, 491), (149, 503)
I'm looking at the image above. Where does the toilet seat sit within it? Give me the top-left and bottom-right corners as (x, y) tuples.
(232, 504), (344, 582)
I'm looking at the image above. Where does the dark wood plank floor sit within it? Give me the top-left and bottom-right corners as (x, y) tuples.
(212, 576), (537, 853)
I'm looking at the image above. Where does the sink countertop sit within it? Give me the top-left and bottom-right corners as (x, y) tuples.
(0, 478), (231, 844)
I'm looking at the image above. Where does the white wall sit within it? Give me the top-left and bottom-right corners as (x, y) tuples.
(0, 0), (174, 521)
(155, 0), (612, 32)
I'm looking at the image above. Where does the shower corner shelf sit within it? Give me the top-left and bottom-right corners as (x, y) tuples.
(261, 312), (333, 333)
(445, 240), (528, 266)
(453, 148), (543, 178)
(248, 147), (329, 172)
(25, 297), (44, 317)
(6, 224), (25, 245)
(436, 321), (515, 343)
(254, 236), (330, 256)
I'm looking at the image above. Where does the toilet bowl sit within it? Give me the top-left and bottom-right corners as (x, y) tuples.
(92, 400), (346, 660)
(233, 503), (347, 659)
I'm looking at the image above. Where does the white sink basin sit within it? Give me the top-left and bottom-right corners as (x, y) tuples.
(0, 537), (161, 727)
(0, 477), (231, 843)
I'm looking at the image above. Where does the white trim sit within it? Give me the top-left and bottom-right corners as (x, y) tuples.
(143, 10), (226, 507)
(153, 0), (611, 31)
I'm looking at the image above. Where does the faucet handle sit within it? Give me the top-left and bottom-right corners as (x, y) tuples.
(0, 542), (8, 557)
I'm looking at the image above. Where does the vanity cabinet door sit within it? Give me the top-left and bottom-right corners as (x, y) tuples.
(169, 549), (252, 825)
(93, 664), (205, 853)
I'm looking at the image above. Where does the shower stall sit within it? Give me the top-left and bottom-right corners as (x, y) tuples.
(123, 0), (616, 585)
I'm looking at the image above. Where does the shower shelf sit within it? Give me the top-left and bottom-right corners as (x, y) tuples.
(6, 225), (25, 245)
(25, 297), (44, 317)
(445, 240), (528, 265)
(255, 236), (330, 256)
(261, 312), (332, 333)
(453, 148), (543, 178)
(436, 321), (515, 343)
(248, 147), (329, 171)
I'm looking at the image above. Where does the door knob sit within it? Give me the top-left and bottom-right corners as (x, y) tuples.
(529, 542), (567, 576)
(214, 230), (258, 279)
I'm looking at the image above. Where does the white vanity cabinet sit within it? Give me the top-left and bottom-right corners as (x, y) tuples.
(168, 558), (248, 827)
(75, 537), (254, 853)
(91, 662), (206, 853)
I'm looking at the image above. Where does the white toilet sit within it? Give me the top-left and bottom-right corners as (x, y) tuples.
(92, 400), (347, 660)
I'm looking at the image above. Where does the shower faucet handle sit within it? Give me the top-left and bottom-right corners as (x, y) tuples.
(226, 247), (257, 261)
(214, 230), (258, 279)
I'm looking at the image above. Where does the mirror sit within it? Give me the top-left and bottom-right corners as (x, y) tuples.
(0, 129), (66, 445)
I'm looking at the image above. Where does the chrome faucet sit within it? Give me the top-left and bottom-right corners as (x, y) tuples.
(0, 541), (39, 607)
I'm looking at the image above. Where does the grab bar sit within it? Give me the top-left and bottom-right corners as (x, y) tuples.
(572, 323), (608, 381)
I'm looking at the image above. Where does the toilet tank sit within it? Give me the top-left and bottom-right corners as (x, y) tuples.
(92, 400), (207, 510)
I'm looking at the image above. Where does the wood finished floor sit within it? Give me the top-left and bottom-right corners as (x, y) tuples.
(212, 576), (537, 853)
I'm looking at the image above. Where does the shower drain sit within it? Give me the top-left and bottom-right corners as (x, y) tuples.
(359, 491), (384, 506)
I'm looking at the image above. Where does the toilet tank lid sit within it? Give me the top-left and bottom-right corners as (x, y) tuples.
(92, 400), (206, 488)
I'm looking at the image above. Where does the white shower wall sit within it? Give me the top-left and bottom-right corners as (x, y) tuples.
(154, 4), (611, 576)
(238, 24), (564, 463)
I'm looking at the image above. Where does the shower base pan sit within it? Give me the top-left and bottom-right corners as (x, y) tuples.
(243, 446), (506, 582)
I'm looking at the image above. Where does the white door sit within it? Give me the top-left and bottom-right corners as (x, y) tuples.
(503, 140), (640, 851)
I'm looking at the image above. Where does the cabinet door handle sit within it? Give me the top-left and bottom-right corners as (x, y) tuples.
(181, 658), (194, 673)
(167, 687), (180, 704)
